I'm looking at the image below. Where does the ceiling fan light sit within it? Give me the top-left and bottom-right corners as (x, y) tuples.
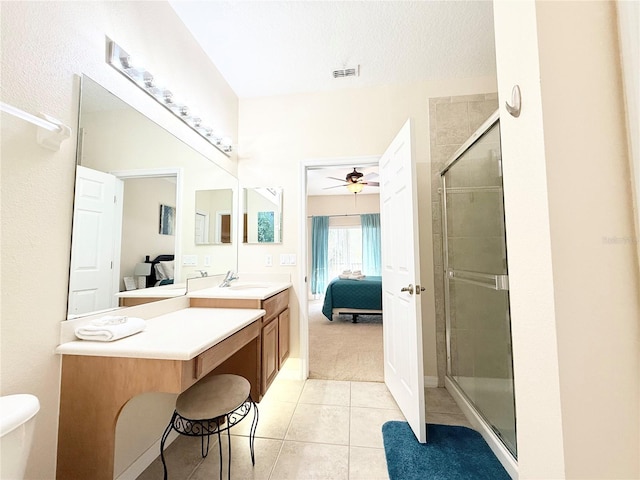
(347, 183), (364, 194)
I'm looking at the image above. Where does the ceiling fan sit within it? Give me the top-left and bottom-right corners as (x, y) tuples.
(324, 168), (379, 194)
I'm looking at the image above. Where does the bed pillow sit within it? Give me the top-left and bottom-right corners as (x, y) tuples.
(159, 260), (175, 280)
(154, 263), (167, 280)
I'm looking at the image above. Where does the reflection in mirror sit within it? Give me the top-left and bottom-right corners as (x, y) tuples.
(195, 189), (233, 244)
(243, 187), (283, 243)
(67, 76), (238, 318)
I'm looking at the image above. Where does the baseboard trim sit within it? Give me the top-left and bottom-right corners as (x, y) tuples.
(424, 375), (439, 388)
(445, 376), (518, 479)
(115, 430), (179, 480)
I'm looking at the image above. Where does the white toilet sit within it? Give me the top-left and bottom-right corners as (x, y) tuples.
(0, 394), (40, 479)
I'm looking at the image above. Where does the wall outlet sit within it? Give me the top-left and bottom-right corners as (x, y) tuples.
(182, 255), (197, 266)
(265, 254), (273, 267)
(204, 255), (211, 267)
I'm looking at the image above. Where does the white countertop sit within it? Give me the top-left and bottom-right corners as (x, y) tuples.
(55, 307), (265, 360)
(115, 283), (187, 299)
(187, 281), (292, 300)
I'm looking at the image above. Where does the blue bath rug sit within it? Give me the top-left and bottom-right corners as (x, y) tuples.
(382, 422), (511, 480)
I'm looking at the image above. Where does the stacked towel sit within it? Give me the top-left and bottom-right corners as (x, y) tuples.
(338, 270), (366, 280)
(75, 316), (146, 342)
(349, 270), (366, 280)
(339, 269), (352, 279)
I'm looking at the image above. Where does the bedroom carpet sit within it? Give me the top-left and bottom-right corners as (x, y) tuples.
(308, 300), (383, 382)
(382, 421), (511, 480)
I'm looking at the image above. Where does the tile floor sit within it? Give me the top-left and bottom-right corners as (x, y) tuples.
(138, 368), (471, 480)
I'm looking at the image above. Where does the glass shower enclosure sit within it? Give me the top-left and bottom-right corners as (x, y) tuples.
(440, 111), (517, 457)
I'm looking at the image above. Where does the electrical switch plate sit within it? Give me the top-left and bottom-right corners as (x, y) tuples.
(280, 254), (288, 266)
(204, 255), (211, 267)
(265, 254), (273, 267)
(288, 254), (297, 265)
(182, 255), (197, 266)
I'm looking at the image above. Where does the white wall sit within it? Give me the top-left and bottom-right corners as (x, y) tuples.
(238, 77), (498, 380)
(0, 2), (238, 478)
(494, 0), (640, 478)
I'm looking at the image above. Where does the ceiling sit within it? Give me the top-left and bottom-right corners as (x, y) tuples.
(168, 1), (496, 195)
(169, 1), (496, 99)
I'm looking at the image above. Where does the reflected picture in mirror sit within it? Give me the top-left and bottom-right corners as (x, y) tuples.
(243, 187), (283, 243)
(195, 189), (233, 244)
(67, 76), (238, 318)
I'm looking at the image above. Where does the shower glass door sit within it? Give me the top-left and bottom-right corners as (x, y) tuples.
(441, 117), (517, 456)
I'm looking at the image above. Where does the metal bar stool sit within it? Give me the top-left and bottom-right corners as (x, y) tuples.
(160, 374), (259, 480)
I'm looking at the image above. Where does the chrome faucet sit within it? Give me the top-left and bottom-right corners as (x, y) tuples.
(197, 270), (208, 277)
(219, 270), (239, 287)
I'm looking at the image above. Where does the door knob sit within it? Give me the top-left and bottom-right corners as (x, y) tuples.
(401, 284), (414, 295)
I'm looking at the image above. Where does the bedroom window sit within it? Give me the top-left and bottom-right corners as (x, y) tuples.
(328, 226), (362, 280)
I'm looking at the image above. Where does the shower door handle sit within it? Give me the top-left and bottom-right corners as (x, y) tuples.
(401, 284), (414, 295)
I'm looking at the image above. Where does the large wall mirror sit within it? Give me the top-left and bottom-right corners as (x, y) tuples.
(67, 75), (238, 318)
(242, 187), (283, 243)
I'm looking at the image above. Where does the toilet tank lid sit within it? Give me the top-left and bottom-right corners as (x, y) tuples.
(0, 394), (40, 437)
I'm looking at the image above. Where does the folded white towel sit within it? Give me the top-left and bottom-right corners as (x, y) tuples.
(351, 270), (362, 275)
(75, 316), (146, 342)
(349, 274), (366, 280)
(342, 269), (352, 275)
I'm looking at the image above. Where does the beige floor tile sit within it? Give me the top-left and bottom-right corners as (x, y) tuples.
(263, 378), (305, 403)
(270, 440), (349, 480)
(349, 446), (389, 480)
(285, 403), (350, 445)
(350, 382), (398, 410)
(426, 411), (473, 428)
(299, 379), (351, 406)
(349, 407), (405, 449)
(136, 435), (205, 479)
(190, 436), (282, 480)
(425, 387), (463, 414)
(231, 398), (296, 440)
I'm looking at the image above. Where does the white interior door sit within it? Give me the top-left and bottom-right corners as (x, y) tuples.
(68, 166), (122, 316)
(379, 119), (426, 442)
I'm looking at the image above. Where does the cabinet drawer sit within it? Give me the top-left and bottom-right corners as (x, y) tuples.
(193, 321), (260, 380)
(262, 289), (289, 321)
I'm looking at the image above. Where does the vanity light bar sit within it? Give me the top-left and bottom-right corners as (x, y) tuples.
(106, 40), (233, 156)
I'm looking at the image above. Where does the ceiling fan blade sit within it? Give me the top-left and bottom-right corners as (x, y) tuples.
(322, 184), (348, 190)
(362, 172), (379, 181)
(327, 176), (348, 182)
(363, 181), (380, 187)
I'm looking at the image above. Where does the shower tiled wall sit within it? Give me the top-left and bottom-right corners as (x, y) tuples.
(429, 93), (498, 386)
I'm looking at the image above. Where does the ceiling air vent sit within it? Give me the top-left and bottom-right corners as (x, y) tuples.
(333, 65), (360, 78)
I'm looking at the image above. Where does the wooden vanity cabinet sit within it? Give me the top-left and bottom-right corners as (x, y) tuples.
(258, 289), (290, 393)
(261, 315), (279, 392)
(190, 288), (290, 397)
(278, 307), (290, 367)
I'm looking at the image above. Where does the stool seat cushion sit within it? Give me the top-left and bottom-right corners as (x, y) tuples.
(176, 374), (250, 420)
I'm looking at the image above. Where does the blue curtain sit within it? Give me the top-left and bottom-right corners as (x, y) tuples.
(311, 216), (329, 295)
(361, 213), (381, 275)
